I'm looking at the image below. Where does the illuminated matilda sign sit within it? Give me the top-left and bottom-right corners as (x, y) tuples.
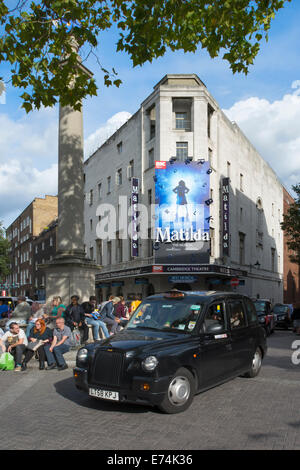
(154, 160), (211, 264)
(155, 227), (210, 243)
(221, 177), (230, 257)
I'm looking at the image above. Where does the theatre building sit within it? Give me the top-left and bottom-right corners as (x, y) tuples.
(84, 74), (284, 303)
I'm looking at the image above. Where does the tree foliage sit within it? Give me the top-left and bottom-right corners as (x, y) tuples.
(281, 184), (300, 265)
(0, 0), (292, 111)
(0, 221), (10, 279)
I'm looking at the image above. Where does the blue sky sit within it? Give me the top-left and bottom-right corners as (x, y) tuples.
(1, 0), (300, 228)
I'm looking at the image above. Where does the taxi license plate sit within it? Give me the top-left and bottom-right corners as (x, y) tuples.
(89, 388), (119, 401)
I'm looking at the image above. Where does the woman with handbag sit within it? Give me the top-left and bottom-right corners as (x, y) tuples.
(21, 319), (53, 371)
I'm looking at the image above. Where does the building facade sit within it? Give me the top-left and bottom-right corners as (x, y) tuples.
(5, 196), (58, 298)
(84, 74), (284, 303)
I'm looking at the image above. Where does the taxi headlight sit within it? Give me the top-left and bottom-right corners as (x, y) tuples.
(77, 348), (88, 363)
(142, 356), (158, 371)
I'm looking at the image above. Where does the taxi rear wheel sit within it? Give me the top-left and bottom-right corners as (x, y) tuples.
(158, 368), (195, 414)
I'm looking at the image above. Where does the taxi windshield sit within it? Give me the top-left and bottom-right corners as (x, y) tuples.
(126, 298), (203, 333)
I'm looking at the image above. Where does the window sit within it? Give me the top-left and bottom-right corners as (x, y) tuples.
(116, 233), (123, 263)
(227, 161), (231, 178)
(203, 302), (226, 333)
(239, 232), (245, 265)
(90, 219), (93, 231)
(49, 237), (53, 247)
(148, 227), (153, 257)
(240, 173), (243, 191)
(116, 168), (122, 186)
(148, 189), (152, 206)
(176, 142), (188, 160)
(89, 189), (93, 206)
(117, 142), (123, 154)
(271, 248), (276, 271)
(228, 300), (247, 329)
(209, 228), (215, 257)
(98, 182), (102, 200)
(244, 298), (258, 325)
(89, 246), (94, 261)
(148, 148), (154, 168)
(107, 241), (112, 265)
(240, 207), (243, 223)
(148, 105), (156, 139)
(175, 112), (188, 130)
(207, 103), (214, 138)
(42, 242), (45, 251)
(107, 176), (111, 194)
(208, 148), (213, 167)
(128, 160), (134, 179)
(96, 239), (102, 264)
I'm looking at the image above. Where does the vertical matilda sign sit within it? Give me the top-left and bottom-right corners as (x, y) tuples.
(131, 177), (139, 257)
(154, 160), (211, 264)
(222, 177), (230, 257)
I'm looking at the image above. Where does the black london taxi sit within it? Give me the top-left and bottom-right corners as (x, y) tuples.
(73, 291), (267, 414)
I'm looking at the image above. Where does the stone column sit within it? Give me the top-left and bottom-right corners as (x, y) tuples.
(42, 42), (99, 304)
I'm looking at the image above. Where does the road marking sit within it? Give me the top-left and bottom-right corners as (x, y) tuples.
(0, 374), (40, 412)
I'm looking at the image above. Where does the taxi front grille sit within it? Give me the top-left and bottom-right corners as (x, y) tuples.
(92, 350), (124, 387)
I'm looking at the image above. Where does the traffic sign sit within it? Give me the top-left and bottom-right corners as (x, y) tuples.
(230, 278), (239, 287)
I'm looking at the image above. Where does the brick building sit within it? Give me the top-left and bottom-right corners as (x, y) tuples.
(5, 196), (58, 298)
(283, 187), (300, 304)
(33, 219), (58, 300)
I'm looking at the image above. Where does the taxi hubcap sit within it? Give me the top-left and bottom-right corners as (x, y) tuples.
(168, 376), (190, 406)
(252, 350), (262, 372)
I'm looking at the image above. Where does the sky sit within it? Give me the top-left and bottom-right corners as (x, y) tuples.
(0, 0), (300, 229)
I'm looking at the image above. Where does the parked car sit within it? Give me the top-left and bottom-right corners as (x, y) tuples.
(254, 299), (275, 336)
(292, 304), (300, 334)
(273, 304), (293, 329)
(74, 291), (267, 414)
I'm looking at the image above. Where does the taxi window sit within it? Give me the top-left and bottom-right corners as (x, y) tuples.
(244, 298), (258, 325)
(203, 302), (226, 333)
(228, 300), (247, 329)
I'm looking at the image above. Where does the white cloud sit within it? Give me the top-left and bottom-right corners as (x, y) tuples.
(0, 160), (58, 228)
(84, 111), (132, 158)
(0, 109), (132, 228)
(223, 83), (300, 191)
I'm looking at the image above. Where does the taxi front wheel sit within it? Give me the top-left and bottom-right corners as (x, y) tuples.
(158, 368), (196, 414)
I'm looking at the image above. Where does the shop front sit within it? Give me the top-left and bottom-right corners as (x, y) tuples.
(95, 264), (248, 302)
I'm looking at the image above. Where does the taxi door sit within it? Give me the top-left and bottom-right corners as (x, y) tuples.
(198, 300), (234, 389)
(226, 298), (254, 372)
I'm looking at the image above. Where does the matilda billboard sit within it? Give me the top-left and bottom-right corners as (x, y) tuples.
(154, 160), (211, 264)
